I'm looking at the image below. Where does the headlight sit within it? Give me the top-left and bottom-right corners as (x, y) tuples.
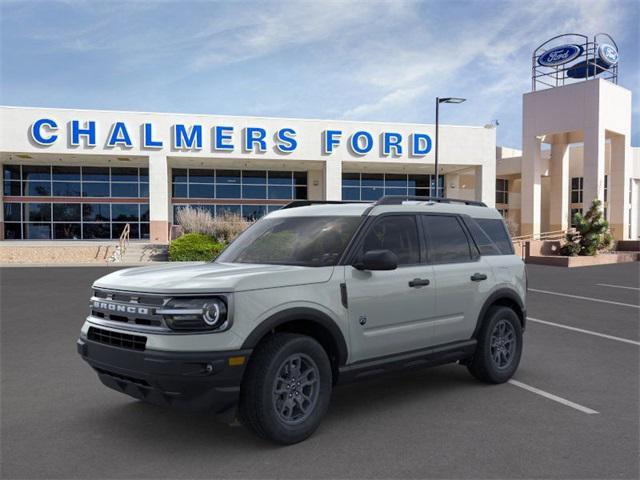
(157, 297), (230, 332)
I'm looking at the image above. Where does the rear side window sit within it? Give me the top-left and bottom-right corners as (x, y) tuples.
(465, 219), (501, 256)
(422, 215), (472, 264)
(475, 218), (514, 255)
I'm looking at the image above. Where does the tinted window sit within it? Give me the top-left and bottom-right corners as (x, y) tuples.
(360, 215), (420, 265)
(423, 215), (471, 263)
(476, 218), (514, 255)
(465, 218), (500, 255)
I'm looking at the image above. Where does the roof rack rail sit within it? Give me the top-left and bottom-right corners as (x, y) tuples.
(374, 195), (487, 207)
(281, 200), (367, 210)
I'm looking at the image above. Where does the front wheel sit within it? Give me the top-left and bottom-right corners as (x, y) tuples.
(239, 333), (332, 444)
(467, 306), (523, 383)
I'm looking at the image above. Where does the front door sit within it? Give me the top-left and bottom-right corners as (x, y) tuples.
(345, 214), (437, 363)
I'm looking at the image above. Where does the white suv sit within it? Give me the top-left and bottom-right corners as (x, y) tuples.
(78, 196), (526, 444)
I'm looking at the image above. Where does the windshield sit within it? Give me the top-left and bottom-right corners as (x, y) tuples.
(217, 216), (362, 267)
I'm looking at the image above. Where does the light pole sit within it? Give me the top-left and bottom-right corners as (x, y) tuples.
(435, 97), (466, 198)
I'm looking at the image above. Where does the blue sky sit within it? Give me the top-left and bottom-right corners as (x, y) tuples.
(1, 0), (638, 148)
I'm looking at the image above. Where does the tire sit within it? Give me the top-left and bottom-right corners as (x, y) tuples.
(239, 333), (332, 444)
(467, 306), (523, 384)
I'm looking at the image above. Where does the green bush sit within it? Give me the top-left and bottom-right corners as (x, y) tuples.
(169, 233), (226, 262)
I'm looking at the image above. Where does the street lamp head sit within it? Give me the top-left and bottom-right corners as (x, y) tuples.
(438, 97), (466, 104)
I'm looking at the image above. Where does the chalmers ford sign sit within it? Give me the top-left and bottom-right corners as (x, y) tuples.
(29, 118), (434, 157)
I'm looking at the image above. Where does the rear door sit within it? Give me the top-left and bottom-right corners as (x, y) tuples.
(421, 214), (493, 345)
(345, 214), (437, 363)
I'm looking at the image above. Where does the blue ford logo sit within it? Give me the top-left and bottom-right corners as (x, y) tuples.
(538, 44), (583, 67)
(598, 44), (618, 66)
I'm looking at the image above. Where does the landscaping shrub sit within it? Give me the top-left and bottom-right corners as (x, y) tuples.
(168, 233), (225, 262)
(560, 199), (614, 256)
(176, 207), (252, 243)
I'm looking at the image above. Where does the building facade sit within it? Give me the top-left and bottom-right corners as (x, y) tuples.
(0, 106), (496, 243)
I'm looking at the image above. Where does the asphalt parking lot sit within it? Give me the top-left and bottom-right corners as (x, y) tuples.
(1, 263), (639, 479)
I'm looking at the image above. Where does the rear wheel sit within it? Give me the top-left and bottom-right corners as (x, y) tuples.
(467, 306), (522, 383)
(239, 333), (332, 444)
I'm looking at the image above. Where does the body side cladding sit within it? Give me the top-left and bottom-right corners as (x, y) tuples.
(473, 288), (526, 338)
(338, 339), (477, 384)
(241, 307), (349, 367)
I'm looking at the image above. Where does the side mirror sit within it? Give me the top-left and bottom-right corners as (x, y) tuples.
(353, 249), (398, 271)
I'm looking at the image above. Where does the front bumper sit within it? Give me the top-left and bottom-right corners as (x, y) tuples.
(77, 337), (251, 414)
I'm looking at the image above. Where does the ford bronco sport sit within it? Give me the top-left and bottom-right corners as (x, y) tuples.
(77, 196), (526, 444)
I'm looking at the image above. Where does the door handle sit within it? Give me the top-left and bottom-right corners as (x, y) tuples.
(470, 273), (488, 282)
(409, 278), (430, 288)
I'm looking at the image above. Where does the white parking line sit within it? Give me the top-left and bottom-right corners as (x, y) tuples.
(508, 380), (599, 415)
(527, 317), (640, 346)
(529, 288), (640, 309)
(596, 283), (640, 291)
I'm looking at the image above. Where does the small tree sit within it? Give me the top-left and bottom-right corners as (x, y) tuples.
(560, 199), (613, 256)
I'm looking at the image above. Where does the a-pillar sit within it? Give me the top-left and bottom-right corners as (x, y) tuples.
(609, 133), (631, 240)
(474, 163), (496, 207)
(324, 159), (342, 200)
(521, 135), (543, 237)
(549, 135), (570, 232)
(582, 126), (606, 211)
(148, 153), (170, 244)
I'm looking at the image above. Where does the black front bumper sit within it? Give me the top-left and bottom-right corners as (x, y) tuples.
(77, 337), (251, 414)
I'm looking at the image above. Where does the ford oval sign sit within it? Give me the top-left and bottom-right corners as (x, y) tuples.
(538, 44), (583, 67)
(598, 44), (618, 67)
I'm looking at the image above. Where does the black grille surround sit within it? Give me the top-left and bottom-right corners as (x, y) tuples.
(90, 288), (169, 330)
(88, 326), (147, 351)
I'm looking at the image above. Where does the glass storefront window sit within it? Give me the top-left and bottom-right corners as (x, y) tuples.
(112, 204), (139, 222)
(83, 203), (110, 221)
(343, 173), (444, 200)
(52, 166), (80, 181)
(24, 181), (51, 196)
(82, 182), (110, 197)
(111, 183), (139, 197)
(170, 168), (308, 224)
(53, 204), (81, 221)
(2, 165), (149, 240)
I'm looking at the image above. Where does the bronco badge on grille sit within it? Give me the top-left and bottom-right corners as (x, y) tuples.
(91, 300), (150, 315)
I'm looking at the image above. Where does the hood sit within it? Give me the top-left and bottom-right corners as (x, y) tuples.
(93, 262), (335, 294)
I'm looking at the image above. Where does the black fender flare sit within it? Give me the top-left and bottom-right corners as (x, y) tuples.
(472, 288), (526, 338)
(241, 307), (349, 366)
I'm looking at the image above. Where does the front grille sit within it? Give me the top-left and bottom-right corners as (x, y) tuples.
(88, 326), (147, 351)
(90, 288), (168, 330)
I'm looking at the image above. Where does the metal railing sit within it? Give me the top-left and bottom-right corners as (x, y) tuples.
(108, 223), (131, 263)
(512, 228), (572, 243)
(118, 223), (131, 257)
(511, 228), (575, 258)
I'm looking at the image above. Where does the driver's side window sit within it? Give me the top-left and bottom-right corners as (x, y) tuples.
(359, 215), (420, 265)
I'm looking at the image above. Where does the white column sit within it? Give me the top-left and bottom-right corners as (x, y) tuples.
(521, 135), (543, 237)
(324, 160), (342, 201)
(582, 126), (606, 210)
(148, 153), (170, 244)
(549, 137), (570, 232)
(474, 163), (495, 207)
(307, 169), (323, 200)
(609, 134), (631, 240)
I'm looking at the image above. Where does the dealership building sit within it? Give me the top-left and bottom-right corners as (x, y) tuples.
(0, 34), (638, 245)
(0, 107), (498, 243)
